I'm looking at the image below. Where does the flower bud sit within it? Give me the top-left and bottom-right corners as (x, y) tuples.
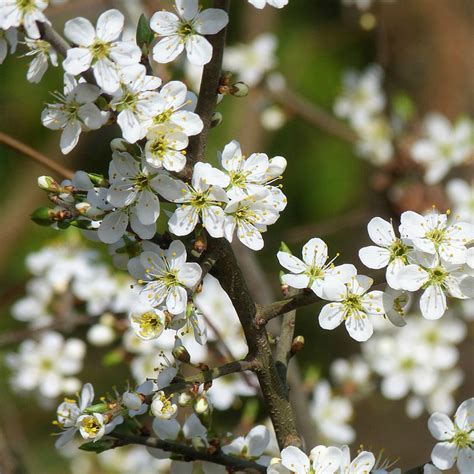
(231, 81), (249, 97)
(194, 396), (209, 415)
(75, 202), (91, 215)
(290, 335), (305, 355)
(210, 112), (223, 128)
(87, 324), (115, 347)
(179, 392), (194, 407)
(37, 175), (58, 192)
(30, 207), (54, 226)
(172, 343), (191, 364)
(122, 391), (143, 411)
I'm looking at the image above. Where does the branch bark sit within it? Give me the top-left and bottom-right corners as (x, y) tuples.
(111, 432), (266, 473)
(0, 131), (74, 180)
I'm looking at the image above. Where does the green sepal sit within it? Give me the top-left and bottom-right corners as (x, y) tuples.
(79, 439), (115, 453)
(83, 403), (109, 414)
(30, 207), (53, 226)
(279, 241), (292, 254)
(136, 14), (153, 49)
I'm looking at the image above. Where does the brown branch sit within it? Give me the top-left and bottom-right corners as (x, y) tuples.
(0, 132), (74, 180)
(256, 291), (321, 327)
(264, 85), (358, 145)
(111, 432), (266, 472)
(274, 288), (299, 389)
(209, 238), (302, 449)
(179, 0), (231, 180)
(159, 359), (255, 397)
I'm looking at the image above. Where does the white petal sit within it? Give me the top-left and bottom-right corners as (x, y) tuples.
(60, 121), (82, 154)
(281, 446), (310, 474)
(396, 264), (429, 291)
(98, 210), (128, 244)
(345, 310), (373, 341)
(318, 303), (344, 330)
(109, 41), (141, 66)
(64, 17), (95, 46)
(457, 448), (474, 474)
(117, 109), (143, 143)
(367, 216), (396, 246)
(277, 251), (305, 273)
(166, 285), (187, 314)
(431, 442), (457, 470)
(93, 58), (120, 93)
(359, 245), (390, 269)
(96, 9), (124, 42)
(63, 47), (93, 75)
(428, 413), (455, 440)
(185, 35), (213, 66)
(454, 397), (474, 432)
(420, 285), (446, 320)
(178, 263), (202, 288)
(152, 36), (184, 64)
(302, 238), (328, 267)
(282, 273), (310, 289)
(194, 9), (229, 35)
(169, 205), (199, 236)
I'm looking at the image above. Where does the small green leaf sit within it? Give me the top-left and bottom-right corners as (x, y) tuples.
(102, 349), (124, 367)
(30, 207), (53, 226)
(79, 439), (115, 453)
(83, 403), (109, 414)
(136, 14), (152, 48)
(279, 241), (292, 254)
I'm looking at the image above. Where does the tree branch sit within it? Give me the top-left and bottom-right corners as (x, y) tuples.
(209, 238), (302, 449)
(264, 85), (358, 145)
(0, 131), (74, 180)
(179, 0), (231, 179)
(256, 291), (321, 326)
(111, 432), (266, 473)
(159, 359), (255, 397)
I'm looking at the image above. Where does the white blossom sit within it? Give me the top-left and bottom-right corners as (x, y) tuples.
(222, 425), (270, 460)
(23, 38), (58, 83)
(339, 445), (375, 474)
(128, 240), (202, 315)
(0, 27), (17, 64)
(428, 397), (474, 473)
(223, 33), (277, 86)
(150, 0), (229, 66)
(445, 179), (474, 223)
(248, 0), (289, 9)
(278, 238), (356, 298)
(411, 114), (473, 184)
(0, 0), (48, 39)
(319, 275), (385, 341)
(41, 74), (109, 154)
(63, 9), (141, 93)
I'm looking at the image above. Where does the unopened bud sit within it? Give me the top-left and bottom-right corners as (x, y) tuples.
(291, 335), (305, 355)
(172, 344), (191, 364)
(30, 207), (53, 226)
(210, 112), (223, 128)
(231, 82), (249, 97)
(38, 175), (58, 192)
(194, 231), (207, 254)
(122, 391), (143, 411)
(194, 396), (209, 415)
(75, 202), (91, 215)
(87, 173), (107, 187)
(179, 392), (194, 407)
(191, 436), (207, 450)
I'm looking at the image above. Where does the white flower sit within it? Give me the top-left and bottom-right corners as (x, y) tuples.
(446, 179), (474, 223)
(151, 390), (178, 419)
(0, 0), (48, 39)
(359, 217), (412, 289)
(330, 357), (371, 396)
(144, 128), (188, 172)
(400, 210), (472, 264)
(63, 9), (141, 93)
(339, 445), (375, 474)
(130, 304), (166, 340)
(110, 66), (162, 143)
(248, 0), (289, 9)
(224, 191), (279, 251)
(122, 380), (154, 416)
(428, 397), (474, 473)
(222, 425), (270, 460)
(396, 254), (468, 320)
(0, 27), (17, 64)
(354, 116), (394, 165)
(41, 74), (108, 154)
(152, 413), (206, 441)
(150, 0), (229, 66)
(382, 288), (412, 327)
(23, 38), (58, 83)
(206, 373), (257, 410)
(319, 275), (385, 342)
(261, 105), (287, 131)
(334, 65), (385, 128)
(223, 33), (277, 86)
(146, 80), (203, 137)
(55, 383), (94, 448)
(159, 162), (230, 237)
(278, 238), (356, 299)
(6, 331), (86, 399)
(310, 380), (355, 445)
(128, 240), (202, 314)
(107, 151), (163, 226)
(268, 445), (342, 474)
(411, 113), (473, 184)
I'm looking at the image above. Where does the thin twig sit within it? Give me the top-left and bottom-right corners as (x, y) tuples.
(111, 432), (266, 472)
(0, 131), (74, 180)
(264, 85), (358, 145)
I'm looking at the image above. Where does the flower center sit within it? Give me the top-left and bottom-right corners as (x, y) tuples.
(133, 311), (163, 338)
(177, 21), (196, 38)
(149, 137), (169, 161)
(90, 40), (110, 60)
(134, 174), (150, 190)
(343, 294), (363, 316)
(426, 228), (446, 245)
(392, 294), (409, 316)
(154, 109), (173, 125)
(390, 239), (409, 261)
(427, 266), (448, 286)
(401, 358), (415, 370)
(452, 428), (471, 449)
(190, 190), (210, 210)
(81, 416), (101, 436)
(229, 170), (249, 189)
(17, 0), (36, 12)
(162, 270), (179, 288)
(116, 92), (138, 112)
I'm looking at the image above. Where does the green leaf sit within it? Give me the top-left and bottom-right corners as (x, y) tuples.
(392, 92), (415, 123)
(79, 439), (115, 453)
(136, 14), (152, 48)
(30, 207), (53, 226)
(102, 349), (124, 367)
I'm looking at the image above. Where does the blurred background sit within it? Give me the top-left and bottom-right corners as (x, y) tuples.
(0, 0), (473, 472)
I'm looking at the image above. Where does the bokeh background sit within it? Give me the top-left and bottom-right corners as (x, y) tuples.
(0, 0), (473, 472)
